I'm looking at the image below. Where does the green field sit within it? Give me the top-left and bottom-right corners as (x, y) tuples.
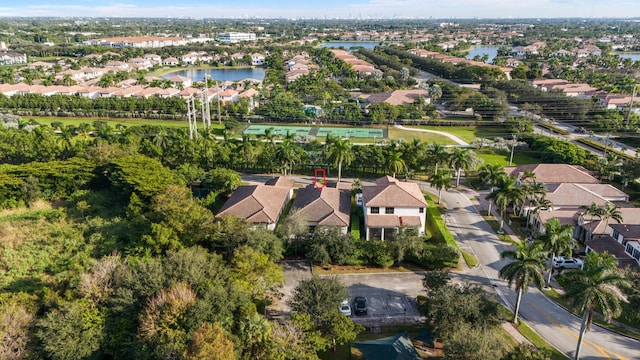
(477, 152), (540, 166)
(419, 126), (512, 143)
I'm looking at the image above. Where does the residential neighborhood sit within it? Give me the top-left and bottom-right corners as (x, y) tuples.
(1, 14), (640, 360)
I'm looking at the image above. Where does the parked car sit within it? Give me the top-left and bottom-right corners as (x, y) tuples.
(339, 299), (352, 317)
(354, 296), (367, 315)
(552, 256), (583, 270)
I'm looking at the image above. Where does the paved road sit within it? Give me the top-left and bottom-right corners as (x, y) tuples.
(429, 183), (640, 360)
(246, 173), (640, 359)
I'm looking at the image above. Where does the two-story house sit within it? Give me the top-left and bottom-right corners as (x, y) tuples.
(361, 176), (427, 241)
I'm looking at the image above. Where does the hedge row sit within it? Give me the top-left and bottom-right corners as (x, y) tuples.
(575, 137), (635, 161)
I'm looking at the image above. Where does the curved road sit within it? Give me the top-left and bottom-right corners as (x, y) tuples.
(242, 173), (640, 359)
(430, 183), (640, 360)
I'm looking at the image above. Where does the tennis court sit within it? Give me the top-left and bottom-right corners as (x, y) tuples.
(243, 125), (386, 139)
(243, 125), (311, 136)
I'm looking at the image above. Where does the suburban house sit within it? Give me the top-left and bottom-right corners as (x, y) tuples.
(216, 177), (295, 230)
(586, 223), (640, 270)
(361, 176), (427, 241)
(0, 51), (27, 65)
(505, 163), (640, 269)
(289, 183), (351, 234)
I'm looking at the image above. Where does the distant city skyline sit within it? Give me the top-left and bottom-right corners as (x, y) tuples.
(2, 0), (640, 19)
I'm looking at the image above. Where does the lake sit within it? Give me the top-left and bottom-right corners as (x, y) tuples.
(616, 53), (640, 62)
(466, 45), (509, 63)
(320, 41), (380, 50)
(162, 67), (265, 82)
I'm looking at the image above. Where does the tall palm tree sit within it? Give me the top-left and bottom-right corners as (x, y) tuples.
(275, 139), (300, 177)
(599, 202), (623, 232)
(538, 218), (576, 287)
(563, 252), (630, 360)
(478, 164), (506, 215)
(499, 241), (547, 324)
(486, 176), (525, 231)
(449, 147), (478, 187)
(426, 142), (449, 174)
(429, 169), (452, 204)
(327, 137), (354, 182)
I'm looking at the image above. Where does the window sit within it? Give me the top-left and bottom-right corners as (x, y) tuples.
(419, 207), (424, 214)
(385, 207), (394, 214)
(371, 207), (379, 214)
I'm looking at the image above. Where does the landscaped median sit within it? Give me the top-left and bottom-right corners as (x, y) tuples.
(575, 137), (636, 161)
(424, 195), (478, 269)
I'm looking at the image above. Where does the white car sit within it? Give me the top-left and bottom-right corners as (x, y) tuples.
(339, 299), (352, 316)
(552, 256), (583, 270)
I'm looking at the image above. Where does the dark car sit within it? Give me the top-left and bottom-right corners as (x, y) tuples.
(354, 296), (367, 315)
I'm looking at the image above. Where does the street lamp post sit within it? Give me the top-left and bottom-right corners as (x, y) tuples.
(509, 134), (517, 166)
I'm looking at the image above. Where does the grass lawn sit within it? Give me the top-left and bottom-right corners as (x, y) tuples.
(388, 127), (458, 145)
(29, 116), (196, 129)
(477, 151), (540, 166)
(418, 125), (511, 143)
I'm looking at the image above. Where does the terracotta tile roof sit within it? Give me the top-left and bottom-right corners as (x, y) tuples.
(586, 236), (639, 270)
(545, 183), (608, 208)
(362, 176), (427, 208)
(367, 214), (401, 227)
(576, 184), (628, 200)
(537, 210), (578, 226)
(217, 183), (291, 225)
(609, 224), (640, 241)
(265, 176), (295, 188)
(291, 184), (351, 227)
(579, 206), (640, 235)
(505, 164), (599, 184)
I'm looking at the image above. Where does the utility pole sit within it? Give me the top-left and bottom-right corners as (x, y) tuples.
(509, 134), (517, 166)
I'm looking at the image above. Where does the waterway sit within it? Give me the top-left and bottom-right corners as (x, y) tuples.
(161, 67), (265, 82)
(465, 45), (509, 63)
(319, 41), (380, 50)
(615, 52), (640, 62)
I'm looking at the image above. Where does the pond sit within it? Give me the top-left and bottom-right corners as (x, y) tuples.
(465, 45), (509, 63)
(162, 67), (265, 82)
(320, 41), (380, 50)
(616, 53), (640, 62)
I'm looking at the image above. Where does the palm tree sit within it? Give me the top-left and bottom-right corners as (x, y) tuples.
(449, 147), (478, 187)
(478, 164), (506, 215)
(580, 203), (604, 242)
(275, 139), (300, 177)
(486, 176), (525, 231)
(385, 149), (405, 178)
(426, 142), (449, 174)
(499, 241), (547, 324)
(538, 218), (576, 287)
(429, 169), (453, 204)
(327, 137), (354, 182)
(599, 202), (623, 232)
(563, 252), (630, 360)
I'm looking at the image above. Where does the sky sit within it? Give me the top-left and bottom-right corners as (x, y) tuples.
(1, 0), (640, 19)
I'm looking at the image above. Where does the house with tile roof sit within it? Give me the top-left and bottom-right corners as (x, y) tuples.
(290, 183), (351, 234)
(216, 176), (294, 230)
(586, 223), (640, 270)
(361, 176), (427, 240)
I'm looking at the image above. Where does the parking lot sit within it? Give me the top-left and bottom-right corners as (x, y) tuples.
(339, 273), (424, 325)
